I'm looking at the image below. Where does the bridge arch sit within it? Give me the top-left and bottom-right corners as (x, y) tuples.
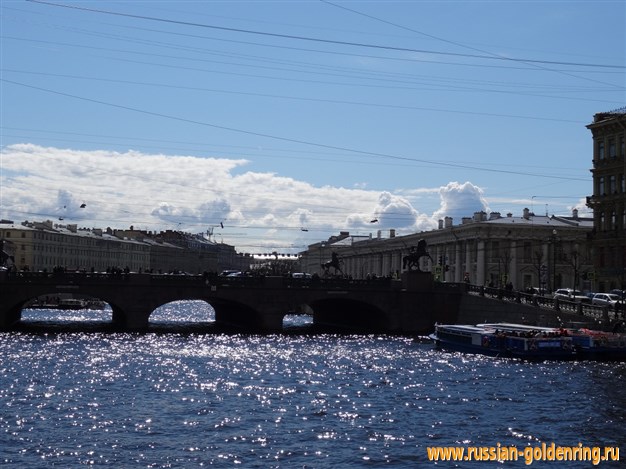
(150, 299), (215, 324)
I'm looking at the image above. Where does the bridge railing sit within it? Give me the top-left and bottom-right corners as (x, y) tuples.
(1, 270), (402, 291)
(464, 282), (621, 323)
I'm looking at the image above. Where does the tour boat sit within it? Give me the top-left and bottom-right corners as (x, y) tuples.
(432, 322), (626, 361)
(27, 298), (89, 310)
(567, 328), (626, 361)
(431, 323), (577, 360)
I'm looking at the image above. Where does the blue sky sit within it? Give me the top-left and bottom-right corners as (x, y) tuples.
(1, 0), (625, 254)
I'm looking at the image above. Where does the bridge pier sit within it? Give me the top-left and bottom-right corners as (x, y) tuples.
(112, 307), (152, 331)
(213, 302), (284, 333)
(0, 305), (22, 329)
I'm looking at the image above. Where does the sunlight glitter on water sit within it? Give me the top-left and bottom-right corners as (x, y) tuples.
(2, 301), (625, 467)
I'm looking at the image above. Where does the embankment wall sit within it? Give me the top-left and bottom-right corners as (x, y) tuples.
(457, 294), (595, 328)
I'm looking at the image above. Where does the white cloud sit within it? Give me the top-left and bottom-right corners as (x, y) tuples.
(432, 181), (490, 223)
(0, 145), (495, 252)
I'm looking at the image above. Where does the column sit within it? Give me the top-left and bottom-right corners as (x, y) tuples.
(465, 240), (472, 283)
(455, 241), (462, 283)
(477, 240), (486, 286)
(509, 240), (517, 288)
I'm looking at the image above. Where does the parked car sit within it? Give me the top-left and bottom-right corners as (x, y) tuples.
(292, 272), (312, 279)
(219, 270), (241, 277)
(610, 289), (625, 299)
(591, 293), (623, 307)
(553, 288), (590, 303)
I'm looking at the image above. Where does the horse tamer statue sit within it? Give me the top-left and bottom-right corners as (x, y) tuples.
(321, 251), (343, 277)
(402, 239), (433, 272)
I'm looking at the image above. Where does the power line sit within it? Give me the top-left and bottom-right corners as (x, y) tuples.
(2, 67), (595, 123)
(0, 127), (590, 177)
(320, 0), (623, 90)
(26, 0), (625, 70)
(1, 79), (590, 183)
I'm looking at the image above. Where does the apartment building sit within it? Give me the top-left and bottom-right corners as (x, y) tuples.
(586, 108), (626, 292)
(0, 220), (226, 274)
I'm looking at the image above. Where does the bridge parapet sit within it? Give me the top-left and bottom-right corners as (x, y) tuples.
(0, 271), (463, 333)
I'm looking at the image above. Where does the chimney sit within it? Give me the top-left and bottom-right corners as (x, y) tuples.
(473, 211), (486, 222)
(489, 212), (501, 220)
(572, 208), (579, 219)
(444, 217), (453, 228)
(389, 229), (396, 238)
(523, 207), (530, 219)
(438, 219), (444, 229)
(462, 217), (472, 225)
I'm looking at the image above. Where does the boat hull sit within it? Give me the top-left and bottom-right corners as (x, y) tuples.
(432, 324), (577, 361)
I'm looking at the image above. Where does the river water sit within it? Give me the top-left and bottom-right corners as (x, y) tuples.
(1, 301), (624, 467)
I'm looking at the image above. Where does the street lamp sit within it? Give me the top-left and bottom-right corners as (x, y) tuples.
(551, 229), (558, 291)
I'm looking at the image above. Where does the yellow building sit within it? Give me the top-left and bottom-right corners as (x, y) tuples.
(0, 220), (150, 272)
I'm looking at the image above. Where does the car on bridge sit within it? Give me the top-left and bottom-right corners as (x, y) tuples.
(553, 288), (591, 303)
(610, 289), (625, 300)
(591, 293), (623, 307)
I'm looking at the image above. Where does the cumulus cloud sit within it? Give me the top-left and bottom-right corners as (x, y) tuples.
(432, 181), (490, 223)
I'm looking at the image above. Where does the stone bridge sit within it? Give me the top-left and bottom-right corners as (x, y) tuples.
(0, 271), (464, 333)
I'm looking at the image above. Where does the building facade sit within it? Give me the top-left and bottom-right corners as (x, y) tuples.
(586, 108), (626, 292)
(0, 220), (151, 273)
(300, 209), (594, 292)
(0, 220), (249, 274)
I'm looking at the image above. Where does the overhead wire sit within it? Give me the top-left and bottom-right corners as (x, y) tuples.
(6, 30), (622, 102)
(2, 67), (598, 123)
(1, 79), (590, 183)
(24, 0), (626, 70)
(319, 0), (623, 89)
(2, 1), (604, 249)
(1, 125), (592, 177)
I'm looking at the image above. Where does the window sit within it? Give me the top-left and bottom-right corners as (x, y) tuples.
(523, 242), (532, 262)
(599, 176), (605, 195)
(610, 175), (616, 193)
(598, 247), (605, 267)
(620, 136), (625, 157)
(609, 138), (616, 158)
(491, 241), (500, 260)
(598, 141), (605, 159)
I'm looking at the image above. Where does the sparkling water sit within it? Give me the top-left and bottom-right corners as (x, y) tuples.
(1, 301), (623, 467)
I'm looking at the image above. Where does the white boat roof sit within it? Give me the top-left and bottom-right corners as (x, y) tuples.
(437, 324), (495, 333)
(479, 323), (557, 332)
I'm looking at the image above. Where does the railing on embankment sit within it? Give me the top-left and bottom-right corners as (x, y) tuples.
(461, 284), (623, 330)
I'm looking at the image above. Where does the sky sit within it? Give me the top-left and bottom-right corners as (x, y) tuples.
(1, 0), (625, 255)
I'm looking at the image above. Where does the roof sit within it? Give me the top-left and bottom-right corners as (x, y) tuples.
(482, 214), (593, 229)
